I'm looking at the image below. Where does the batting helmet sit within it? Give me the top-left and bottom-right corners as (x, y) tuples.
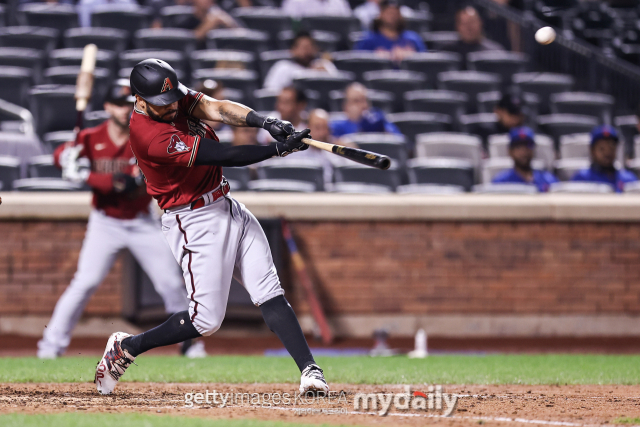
(130, 58), (187, 106)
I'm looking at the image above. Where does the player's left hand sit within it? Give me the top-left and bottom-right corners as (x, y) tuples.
(276, 129), (310, 157)
(263, 117), (295, 143)
(112, 173), (141, 194)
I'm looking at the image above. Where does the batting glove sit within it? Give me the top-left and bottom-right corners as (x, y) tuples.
(276, 129), (310, 157)
(263, 117), (295, 143)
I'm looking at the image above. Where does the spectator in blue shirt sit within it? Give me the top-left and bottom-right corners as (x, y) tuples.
(492, 127), (559, 192)
(330, 83), (401, 139)
(571, 125), (637, 193)
(354, 0), (426, 64)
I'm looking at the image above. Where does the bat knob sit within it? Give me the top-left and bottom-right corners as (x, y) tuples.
(376, 156), (391, 170)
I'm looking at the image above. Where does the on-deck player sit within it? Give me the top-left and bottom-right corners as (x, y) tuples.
(38, 80), (206, 359)
(95, 59), (329, 396)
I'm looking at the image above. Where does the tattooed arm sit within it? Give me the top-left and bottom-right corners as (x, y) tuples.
(191, 94), (296, 142)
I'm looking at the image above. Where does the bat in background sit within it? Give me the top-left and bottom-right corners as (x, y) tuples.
(302, 138), (391, 170)
(74, 43), (98, 132)
(281, 219), (334, 345)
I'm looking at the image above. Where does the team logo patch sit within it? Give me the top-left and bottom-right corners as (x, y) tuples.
(167, 134), (190, 154)
(161, 77), (174, 93)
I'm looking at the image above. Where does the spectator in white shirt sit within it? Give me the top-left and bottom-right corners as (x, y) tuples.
(263, 31), (338, 92)
(281, 0), (351, 19)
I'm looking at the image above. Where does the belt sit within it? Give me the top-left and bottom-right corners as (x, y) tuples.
(190, 178), (231, 210)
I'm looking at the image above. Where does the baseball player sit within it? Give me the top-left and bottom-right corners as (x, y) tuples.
(38, 80), (206, 359)
(95, 59), (329, 396)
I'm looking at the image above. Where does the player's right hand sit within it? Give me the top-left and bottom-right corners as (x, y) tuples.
(276, 129), (310, 157)
(263, 117), (294, 143)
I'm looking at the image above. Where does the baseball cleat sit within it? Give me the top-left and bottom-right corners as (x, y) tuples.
(95, 332), (135, 395)
(299, 364), (329, 395)
(184, 340), (207, 359)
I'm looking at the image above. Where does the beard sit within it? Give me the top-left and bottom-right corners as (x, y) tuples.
(147, 107), (178, 123)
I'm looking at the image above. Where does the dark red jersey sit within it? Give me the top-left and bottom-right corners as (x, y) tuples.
(53, 121), (152, 219)
(129, 90), (222, 210)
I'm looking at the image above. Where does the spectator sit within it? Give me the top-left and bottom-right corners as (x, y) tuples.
(294, 109), (335, 184)
(441, 6), (503, 68)
(281, 0), (351, 19)
(264, 31), (338, 91)
(150, 0), (238, 39)
(259, 86), (308, 144)
(354, 0), (414, 31)
(469, 92), (526, 150)
(330, 82), (401, 139)
(492, 127), (558, 192)
(77, 0), (137, 27)
(571, 125), (637, 193)
(355, 0), (426, 63)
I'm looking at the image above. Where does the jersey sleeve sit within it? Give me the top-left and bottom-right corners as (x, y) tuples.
(178, 89), (204, 118)
(147, 126), (201, 168)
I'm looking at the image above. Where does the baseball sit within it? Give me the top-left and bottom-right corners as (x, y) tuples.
(535, 26), (556, 45)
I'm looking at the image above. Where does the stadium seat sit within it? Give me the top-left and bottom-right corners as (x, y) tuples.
(550, 92), (615, 124)
(18, 4), (78, 33)
(400, 52), (461, 87)
(406, 157), (474, 191)
(537, 114), (600, 149)
(403, 90), (467, 122)
(63, 27), (129, 54)
(28, 154), (60, 178)
(207, 28), (269, 55)
(193, 69), (258, 104)
(341, 133), (407, 168)
(13, 177), (84, 191)
(476, 91), (540, 122)
(257, 158), (325, 191)
(415, 132), (482, 168)
(91, 5), (151, 32)
(327, 182), (392, 194)
(481, 157), (546, 184)
(0, 48), (44, 84)
(0, 26), (58, 54)
(328, 89), (394, 114)
(512, 73), (575, 114)
(43, 66), (111, 110)
(334, 163), (401, 191)
(43, 130), (74, 151)
(624, 181), (640, 193)
(459, 113), (499, 139)
(277, 29), (340, 52)
(614, 115), (637, 157)
(467, 51), (529, 87)
(159, 5), (194, 28)
(437, 71), (501, 112)
(84, 110), (110, 128)
(259, 50), (291, 79)
(29, 85), (76, 137)
(331, 51), (394, 82)
(247, 179), (316, 192)
(253, 88), (280, 112)
(222, 167), (251, 191)
(293, 70), (354, 110)
(554, 158), (592, 181)
(387, 112), (452, 147)
(403, 10), (432, 34)
(232, 7), (292, 50)
(487, 133), (554, 169)
(558, 133), (625, 163)
(396, 183), (465, 194)
(120, 50), (187, 82)
(472, 183), (538, 194)
(134, 29), (198, 55)
(549, 182), (614, 193)
(300, 15), (360, 43)
(0, 67), (33, 107)
(0, 155), (21, 191)
(420, 31), (459, 50)
(363, 70), (427, 112)
(49, 49), (116, 74)
(190, 50), (256, 74)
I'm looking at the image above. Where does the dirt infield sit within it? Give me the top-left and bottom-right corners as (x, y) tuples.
(1, 383), (639, 426)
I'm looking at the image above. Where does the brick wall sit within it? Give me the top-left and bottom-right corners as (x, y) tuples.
(1, 220), (639, 317)
(0, 221), (123, 316)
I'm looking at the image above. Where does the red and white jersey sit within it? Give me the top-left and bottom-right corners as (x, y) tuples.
(53, 121), (151, 220)
(129, 89), (222, 210)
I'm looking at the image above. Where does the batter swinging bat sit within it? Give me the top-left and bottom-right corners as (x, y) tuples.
(74, 44), (98, 131)
(302, 138), (391, 170)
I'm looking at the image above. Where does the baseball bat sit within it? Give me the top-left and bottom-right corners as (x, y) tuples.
(281, 219), (333, 345)
(302, 138), (391, 170)
(74, 44), (98, 131)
